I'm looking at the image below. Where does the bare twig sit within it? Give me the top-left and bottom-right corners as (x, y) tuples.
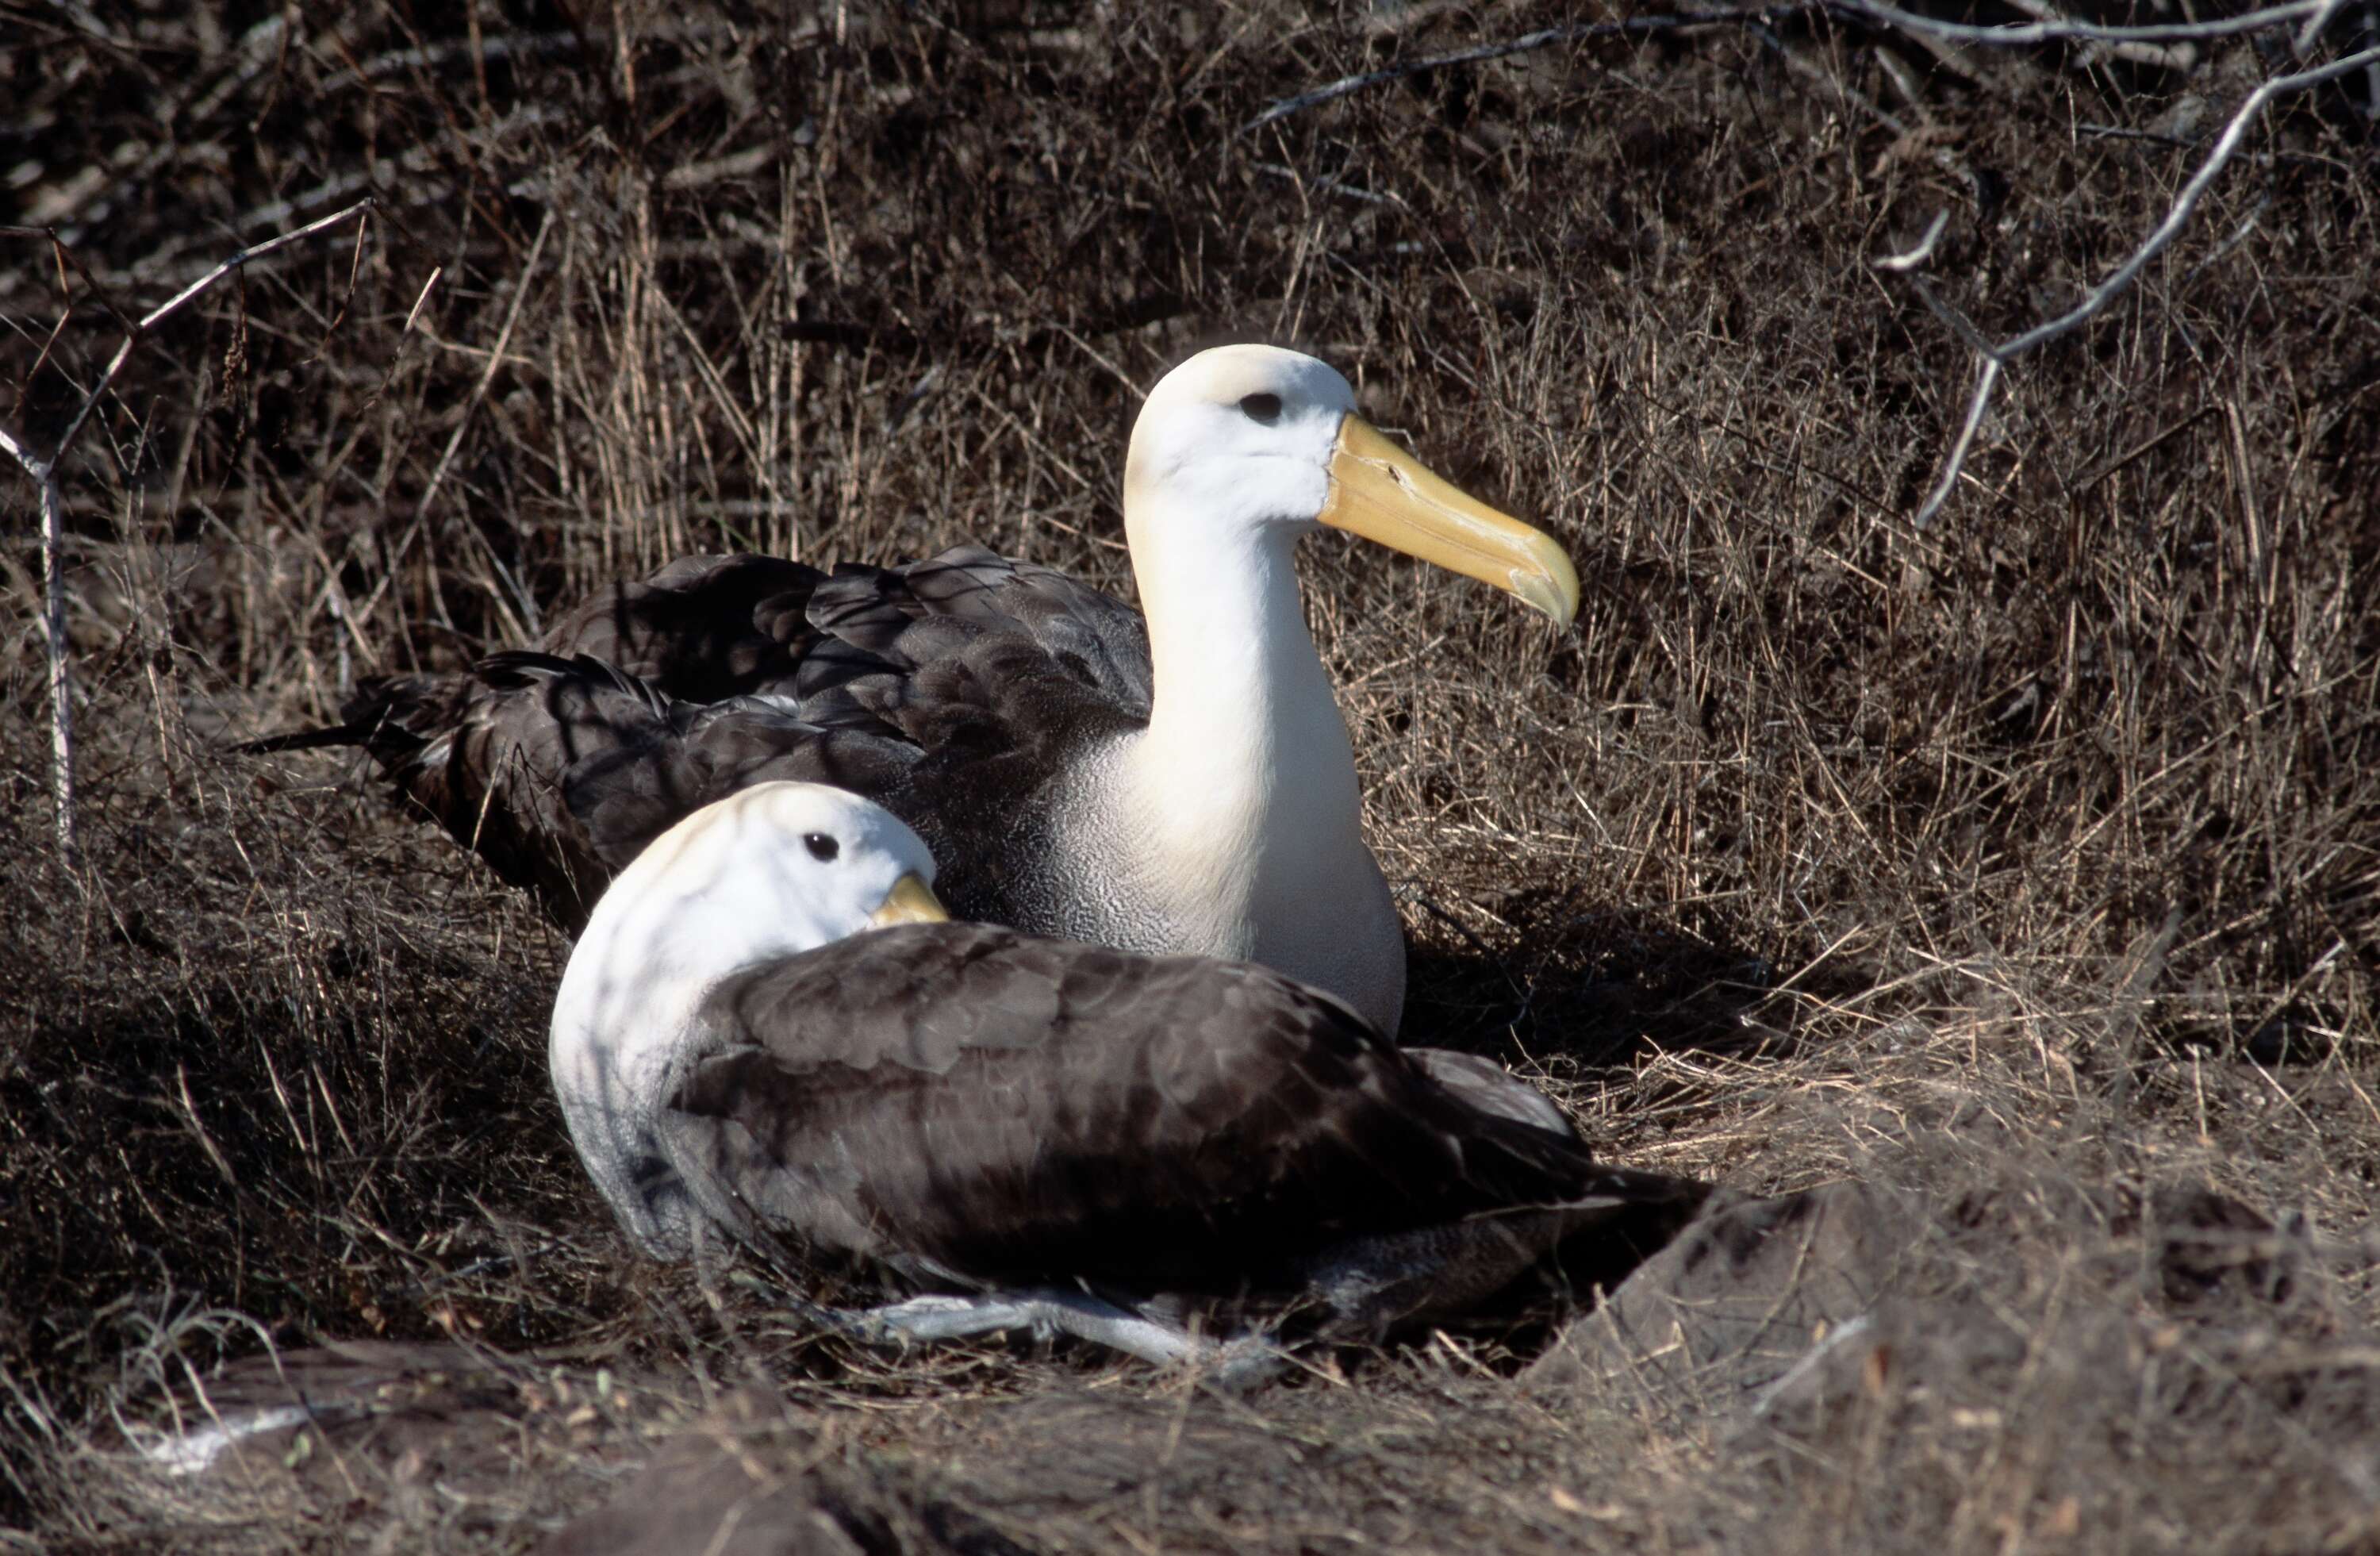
(2294, 0), (2352, 52)
(1906, 273), (1998, 357)
(1874, 210), (1950, 273)
(1994, 52), (2376, 357)
(1891, 44), (2380, 527)
(0, 427), (78, 866)
(399, 210), (552, 645)
(1246, 0), (2344, 133)
(23, 198), (380, 498)
(1832, 0), (2328, 47)
(415, 213), (548, 523)
(0, 197), (379, 865)
(1910, 355), (2003, 529)
(1998, 0), (2199, 68)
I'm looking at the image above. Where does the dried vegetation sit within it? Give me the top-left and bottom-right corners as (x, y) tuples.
(3, 1), (2378, 1550)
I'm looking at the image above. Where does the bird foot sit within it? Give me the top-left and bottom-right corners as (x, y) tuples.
(854, 1290), (1288, 1388)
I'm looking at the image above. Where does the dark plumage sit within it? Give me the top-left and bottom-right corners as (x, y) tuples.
(248, 344), (1592, 1035)
(548, 782), (1701, 1362)
(666, 920), (1694, 1338)
(246, 548), (1148, 936)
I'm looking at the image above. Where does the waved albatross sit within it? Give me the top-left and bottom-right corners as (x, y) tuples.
(552, 781), (1698, 1372)
(255, 345), (1578, 1035)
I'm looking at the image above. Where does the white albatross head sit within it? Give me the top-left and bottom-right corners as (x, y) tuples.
(551, 782), (948, 1258)
(1123, 344), (1580, 628)
(585, 780), (946, 972)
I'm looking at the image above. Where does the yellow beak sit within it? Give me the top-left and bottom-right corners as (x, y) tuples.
(868, 872), (950, 928)
(1318, 417), (1580, 629)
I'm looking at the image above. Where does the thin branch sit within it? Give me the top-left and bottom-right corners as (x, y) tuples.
(1911, 355), (2002, 529)
(2295, 0), (2352, 52)
(1245, 0), (2344, 133)
(1889, 44), (2380, 528)
(47, 198), (382, 463)
(1907, 273), (1998, 358)
(1830, 0), (2328, 46)
(1247, 0), (2342, 133)
(397, 212), (551, 647)
(415, 212), (549, 524)
(0, 426), (77, 866)
(1997, 0), (2199, 68)
(1, 197), (380, 867)
(0, 225), (145, 340)
(1874, 210), (1950, 273)
(1995, 45), (2377, 359)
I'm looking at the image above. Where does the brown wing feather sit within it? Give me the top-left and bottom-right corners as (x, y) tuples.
(242, 653), (900, 932)
(663, 924), (1659, 1299)
(247, 655), (674, 925)
(245, 547), (1156, 936)
(539, 553), (820, 702)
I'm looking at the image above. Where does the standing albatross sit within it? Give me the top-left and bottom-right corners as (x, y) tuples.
(257, 346), (1577, 1035)
(551, 781), (1698, 1370)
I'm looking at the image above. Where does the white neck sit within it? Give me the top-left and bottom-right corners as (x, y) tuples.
(1114, 493), (1376, 971)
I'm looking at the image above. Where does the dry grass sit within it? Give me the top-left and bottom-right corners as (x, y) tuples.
(3, 2), (2378, 1550)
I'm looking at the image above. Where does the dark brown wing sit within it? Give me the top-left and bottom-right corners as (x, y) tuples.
(245, 547), (1155, 936)
(240, 654), (679, 924)
(662, 924), (1678, 1300)
(543, 551), (1156, 932)
(793, 546), (1152, 723)
(242, 653), (897, 931)
(538, 552), (820, 702)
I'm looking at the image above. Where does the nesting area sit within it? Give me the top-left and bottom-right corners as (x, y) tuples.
(4, 4), (2378, 1551)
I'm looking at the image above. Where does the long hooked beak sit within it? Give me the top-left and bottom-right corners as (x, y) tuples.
(1319, 417), (1580, 629)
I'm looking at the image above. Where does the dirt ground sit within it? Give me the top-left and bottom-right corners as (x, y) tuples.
(4, 3), (2378, 1551)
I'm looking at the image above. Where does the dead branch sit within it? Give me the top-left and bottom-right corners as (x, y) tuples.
(1874, 210), (1951, 273)
(0, 426), (77, 867)
(0, 197), (378, 866)
(1891, 43), (2380, 528)
(1833, 0), (2331, 48)
(407, 212), (553, 645)
(1908, 356), (2005, 530)
(2294, 0), (2355, 52)
(1996, 0), (2198, 69)
(1246, 0), (2348, 134)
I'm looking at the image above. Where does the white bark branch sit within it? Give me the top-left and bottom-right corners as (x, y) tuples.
(1874, 210), (1951, 273)
(1833, 0), (2328, 46)
(1894, 44), (2380, 528)
(0, 426), (77, 866)
(1246, 0), (2350, 133)
(1, 197), (380, 866)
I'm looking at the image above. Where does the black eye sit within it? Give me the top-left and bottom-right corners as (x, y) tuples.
(802, 832), (839, 863)
(1238, 393), (1282, 422)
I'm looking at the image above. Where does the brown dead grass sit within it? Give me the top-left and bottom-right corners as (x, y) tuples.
(3, 2), (2378, 1550)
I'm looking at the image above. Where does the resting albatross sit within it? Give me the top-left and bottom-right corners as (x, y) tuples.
(260, 346), (1577, 1035)
(552, 781), (1698, 1370)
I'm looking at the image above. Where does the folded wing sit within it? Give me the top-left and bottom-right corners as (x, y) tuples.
(251, 548), (1157, 932)
(658, 921), (1695, 1329)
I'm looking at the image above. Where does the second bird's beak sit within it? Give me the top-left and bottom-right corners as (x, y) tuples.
(1319, 417), (1580, 629)
(869, 873), (950, 928)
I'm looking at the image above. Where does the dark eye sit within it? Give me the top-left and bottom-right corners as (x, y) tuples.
(1238, 393), (1282, 422)
(802, 832), (839, 863)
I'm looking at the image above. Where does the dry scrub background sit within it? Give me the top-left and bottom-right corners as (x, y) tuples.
(3, 2), (2378, 1550)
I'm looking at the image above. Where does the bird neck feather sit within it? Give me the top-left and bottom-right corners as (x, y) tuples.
(1117, 496), (1368, 952)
